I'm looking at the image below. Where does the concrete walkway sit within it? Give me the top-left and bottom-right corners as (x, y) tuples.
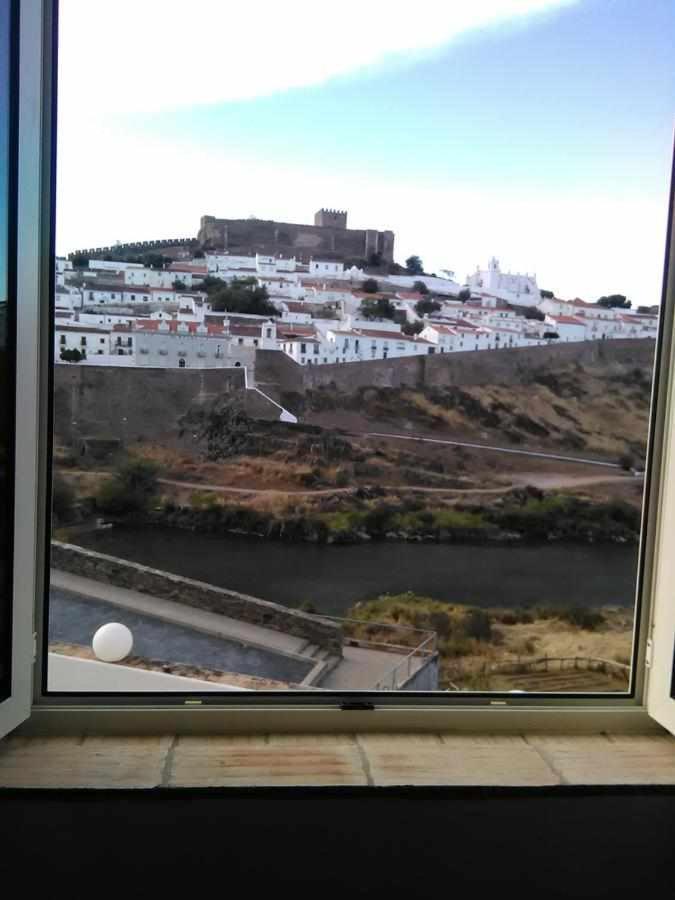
(49, 570), (426, 692)
(50, 570), (312, 661)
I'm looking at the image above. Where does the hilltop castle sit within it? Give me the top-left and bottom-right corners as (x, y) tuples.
(197, 208), (395, 264)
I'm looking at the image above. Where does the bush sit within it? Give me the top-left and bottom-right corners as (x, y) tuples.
(52, 473), (76, 524)
(463, 608), (492, 642)
(559, 607), (606, 631)
(96, 458), (160, 515)
(361, 278), (379, 294)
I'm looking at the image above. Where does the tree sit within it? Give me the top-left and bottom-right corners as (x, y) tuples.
(543, 330), (559, 340)
(193, 249), (205, 259)
(362, 278), (379, 294)
(522, 306), (545, 321)
(200, 275), (225, 294)
(59, 348), (85, 363)
(458, 288), (471, 302)
(405, 255), (424, 275)
(540, 289), (554, 299)
(210, 278), (280, 317)
(415, 298), (441, 317)
(402, 320), (424, 336)
(368, 251), (383, 267)
(360, 297), (396, 320)
(413, 280), (429, 295)
(143, 252), (172, 270)
(597, 294), (631, 309)
(173, 279), (187, 291)
(96, 458), (160, 516)
(70, 253), (89, 269)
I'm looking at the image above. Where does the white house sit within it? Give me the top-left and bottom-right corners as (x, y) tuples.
(82, 283), (152, 305)
(55, 323), (113, 358)
(124, 267), (193, 289)
(309, 260), (344, 277)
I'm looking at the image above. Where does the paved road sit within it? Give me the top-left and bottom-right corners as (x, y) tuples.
(358, 430), (622, 469)
(48, 587), (311, 683)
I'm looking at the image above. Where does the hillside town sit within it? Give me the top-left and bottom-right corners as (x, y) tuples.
(54, 211), (659, 380)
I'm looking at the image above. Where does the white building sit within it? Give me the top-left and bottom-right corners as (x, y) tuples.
(55, 323), (113, 358)
(133, 320), (254, 370)
(467, 257), (540, 307)
(544, 314), (587, 342)
(82, 283), (152, 305)
(309, 260), (344, 277)
(124, 267), (193, 289)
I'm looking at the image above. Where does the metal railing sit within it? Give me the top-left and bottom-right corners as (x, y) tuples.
(316, 614), (438, 690)
(372, 632), (438, 691)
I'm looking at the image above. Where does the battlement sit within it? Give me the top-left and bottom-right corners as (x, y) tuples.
(314, 208), (348, 229)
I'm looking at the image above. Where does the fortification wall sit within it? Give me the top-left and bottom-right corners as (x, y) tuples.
(51, 542), (343, 656)
(53, 365), (251, 445)
(198, 215), (394, 263)
(256, 339), (656, 402)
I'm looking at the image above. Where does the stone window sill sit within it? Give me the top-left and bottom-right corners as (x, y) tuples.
(1, 732), (675, 789)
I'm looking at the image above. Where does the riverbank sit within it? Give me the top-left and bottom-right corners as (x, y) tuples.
(148, 486), (640, 546)
(344, 593), (633, 692)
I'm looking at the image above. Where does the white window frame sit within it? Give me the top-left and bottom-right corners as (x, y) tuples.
(5, 0), (675, 737)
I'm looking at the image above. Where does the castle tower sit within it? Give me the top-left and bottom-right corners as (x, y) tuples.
(314, 208), (347, 229)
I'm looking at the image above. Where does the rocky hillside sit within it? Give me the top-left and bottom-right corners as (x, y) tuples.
(289, 357), (654, 462)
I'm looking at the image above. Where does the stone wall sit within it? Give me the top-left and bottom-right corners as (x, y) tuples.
(256, 339), (656, 403)
(51, 542), (343, 657)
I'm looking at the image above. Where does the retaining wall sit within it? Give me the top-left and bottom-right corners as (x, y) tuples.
(51, 541), (343, 657)
(255, 339), (656, 403)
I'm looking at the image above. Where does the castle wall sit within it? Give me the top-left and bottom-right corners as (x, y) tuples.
(198, 215), (394, 263)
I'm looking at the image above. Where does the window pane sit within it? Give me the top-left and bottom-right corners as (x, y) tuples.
(46, 1), (673, 695)
(0, 0), (16, 701)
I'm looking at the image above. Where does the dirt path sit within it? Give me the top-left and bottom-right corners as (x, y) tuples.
(355, 430), (622, 469)
(158, 472), (635, 497)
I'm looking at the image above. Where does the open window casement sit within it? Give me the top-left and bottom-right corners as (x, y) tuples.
(0, 0), (51, 741)
(647, 162), (675, 737)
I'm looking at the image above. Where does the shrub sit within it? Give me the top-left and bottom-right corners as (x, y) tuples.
(96, 458), (160, 515)
(559, 607), (606, 631)
(52, 473), (76, 524)
(463, 608), (492, 642)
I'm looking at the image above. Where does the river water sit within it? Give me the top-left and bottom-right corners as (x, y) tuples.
(74, 527), (641, 617)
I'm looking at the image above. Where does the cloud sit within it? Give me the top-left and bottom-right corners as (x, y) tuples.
(58, 0), (579, 113)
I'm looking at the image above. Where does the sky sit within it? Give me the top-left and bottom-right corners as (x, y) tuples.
(56, 0), (675, 305)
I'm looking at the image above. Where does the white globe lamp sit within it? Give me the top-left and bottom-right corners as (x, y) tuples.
(92, 623), (133, 662)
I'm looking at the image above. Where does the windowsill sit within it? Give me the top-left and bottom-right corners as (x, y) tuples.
(1, 731), (675, 788)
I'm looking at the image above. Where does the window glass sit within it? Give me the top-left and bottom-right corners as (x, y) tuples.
(0, 0), (16, 701)
(47, 1), (674, 696)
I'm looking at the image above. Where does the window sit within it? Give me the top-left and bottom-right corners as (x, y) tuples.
(80, 336), (86, 346)
(59, 335), (65, 345)
(0, 0), (661, 733)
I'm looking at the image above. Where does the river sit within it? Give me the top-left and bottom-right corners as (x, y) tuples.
(73, 526), (641, 617)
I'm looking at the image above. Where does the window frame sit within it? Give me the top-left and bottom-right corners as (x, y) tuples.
(14, 0), (675, 736)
